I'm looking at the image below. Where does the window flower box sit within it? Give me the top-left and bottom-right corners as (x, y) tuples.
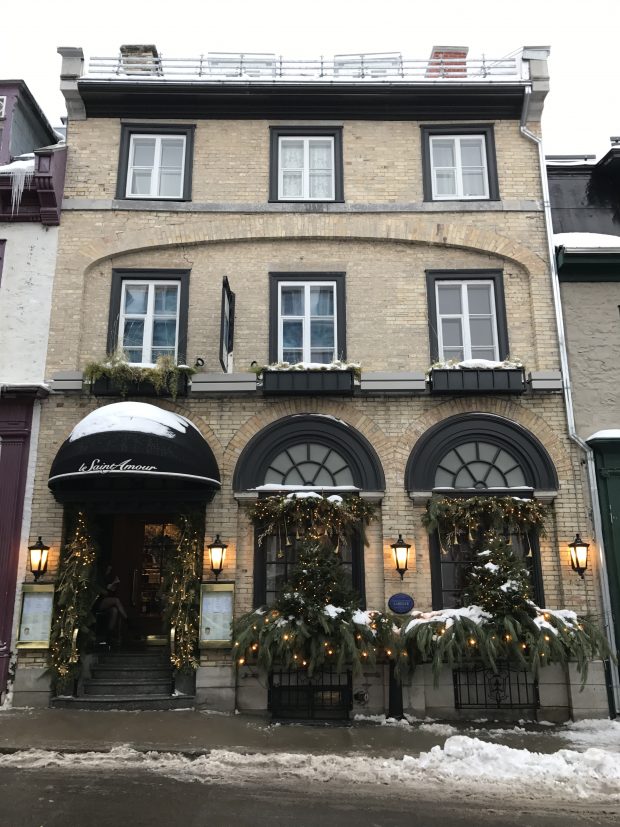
(90, 372), (190, 399)
(261, 369), (355, 396)
(430, 367), (525, 395)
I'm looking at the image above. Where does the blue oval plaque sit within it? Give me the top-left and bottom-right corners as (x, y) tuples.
(388, 593), (414, 614)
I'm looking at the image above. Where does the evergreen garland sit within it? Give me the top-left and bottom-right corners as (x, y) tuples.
(233, 540), (394, 676)
(161, 514), (203, 672)
(48, 511), (99, 692)
(422, 495), (547, 554)
(399, 537), (610, 684)
(248, 493), (376, 549)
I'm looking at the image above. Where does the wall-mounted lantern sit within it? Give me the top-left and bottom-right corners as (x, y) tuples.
(208, 534), (227, 581)
(568, 533), (590, 579)
(391, 534), (411, 580)
(28, 537), (50, 582)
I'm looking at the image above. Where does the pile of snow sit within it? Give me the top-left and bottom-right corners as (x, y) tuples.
(559, 719), (620, 752)
(69, 402), (198, 442)
(2, 739), (620, 800)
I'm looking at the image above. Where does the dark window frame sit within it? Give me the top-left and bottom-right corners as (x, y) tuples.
(269, 126), (344, 203)
(107, 268), (191, 363)
(116, 123), (196, 201)
(219, 276), (236, 372)
(268, 272), (347, 363)
(426, 269), (509, 363)
(430, 527), (545, 611)
(420, 124), (500, 202)
(253, 526), (366, 609)
(0, 239), (5, 288)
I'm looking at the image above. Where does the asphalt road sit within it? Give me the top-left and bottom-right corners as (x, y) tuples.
(1, 767), (620, 827)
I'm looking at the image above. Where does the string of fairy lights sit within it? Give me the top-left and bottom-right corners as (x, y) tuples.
(49, 511), (98, 687)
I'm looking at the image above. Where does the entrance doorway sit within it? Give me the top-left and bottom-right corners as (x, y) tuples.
(105, 516), (181, 646)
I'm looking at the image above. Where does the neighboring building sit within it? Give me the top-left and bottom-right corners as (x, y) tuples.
(10, 44), (613, 718)
(548, 141), (620, 691)
(0, 80), (66, 701)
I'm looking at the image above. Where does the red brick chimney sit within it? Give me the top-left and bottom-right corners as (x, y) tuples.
(426, 46), (469, 78)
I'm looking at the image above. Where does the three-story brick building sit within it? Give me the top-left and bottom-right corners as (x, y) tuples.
(10, 44), (615, 719)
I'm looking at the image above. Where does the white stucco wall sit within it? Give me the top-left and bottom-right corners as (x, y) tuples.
(0, 224), (58, 384)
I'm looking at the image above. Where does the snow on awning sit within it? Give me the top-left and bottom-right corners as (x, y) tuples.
(48, 402), (220, 503)
(587, 430), (620, 443)
(554, 232), (620, 251)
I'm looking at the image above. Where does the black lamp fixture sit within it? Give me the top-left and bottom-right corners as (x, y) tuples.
(568, 533), (590, 579)
(208, 534), (227, 581)
(391, 533), (411, 580)
(28, 536), (50, 582)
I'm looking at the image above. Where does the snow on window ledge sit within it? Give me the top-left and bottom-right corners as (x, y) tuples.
(430, 358), (523, 372)
(252, 359), (361, 378)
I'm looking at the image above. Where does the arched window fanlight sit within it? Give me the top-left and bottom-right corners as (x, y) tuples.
(264, 443), (355, 487)
(434, 441), (527, 490)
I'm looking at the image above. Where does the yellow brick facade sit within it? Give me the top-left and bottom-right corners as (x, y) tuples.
(15, 100), (609, 716)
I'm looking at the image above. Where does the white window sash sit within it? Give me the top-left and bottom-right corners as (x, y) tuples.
(126, 135), (186, 199)
(430, 135), (488, 200)
(278, 137), (335, 201)
(436, 280), (498, 361)
(119, 280), (180, 365)
(278, 281), (337, 363)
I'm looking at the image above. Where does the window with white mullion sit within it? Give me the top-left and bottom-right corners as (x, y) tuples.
(436, 281), (498, 362)
(127, 135), (185, 199)
(278, 137), (334, 200)
(279, 282), (336, 364)
(120, 281), (180, 365)
(430, 135), (488, 200)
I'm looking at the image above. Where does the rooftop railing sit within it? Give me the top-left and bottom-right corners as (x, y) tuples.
(85, 51), (525, 83)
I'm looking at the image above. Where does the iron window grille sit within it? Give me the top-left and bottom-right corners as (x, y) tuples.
(453, 661), (540, 710)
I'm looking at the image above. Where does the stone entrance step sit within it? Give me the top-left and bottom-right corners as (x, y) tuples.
(50, 694), (195, 711)
(50, 648), (195, 710)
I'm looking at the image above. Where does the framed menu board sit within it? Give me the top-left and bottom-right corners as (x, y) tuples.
(199, 583), (234, 647)
(17, 584), (55, 648)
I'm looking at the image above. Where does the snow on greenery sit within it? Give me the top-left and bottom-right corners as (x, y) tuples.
(233, 540), (392, 676)
(252, 359), (362, 380)
(399, 536), (610, 684)
(247, 492), (376, 548)
(430, 357), (523, 370)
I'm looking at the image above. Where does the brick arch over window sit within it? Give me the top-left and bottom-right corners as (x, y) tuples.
(233, 414), (385, 492)
(405, 413), (558, 493)
(80, 215), (545, 278)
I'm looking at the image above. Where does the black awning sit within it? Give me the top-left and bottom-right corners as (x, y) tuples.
(48, 402), (220, 504)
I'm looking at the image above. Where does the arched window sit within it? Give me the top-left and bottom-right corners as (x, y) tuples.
(434, 441), (527, 490)
(264, 443), (355, 488)
(405, 414), (557, 610)
(234, 415), (385, 608)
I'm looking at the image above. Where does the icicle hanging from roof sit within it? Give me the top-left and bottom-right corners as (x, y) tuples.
(0, 155), (36, 214)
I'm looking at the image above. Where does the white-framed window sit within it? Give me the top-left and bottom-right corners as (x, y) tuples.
(0, 96), (6, 119)
(436, 280), (499, 361)
(278, 136), (335, 201)
(126, 134), (186, 199)
(278, 281), (337, 364)
(119, 280), (180, 365)
(429, 134), (489, 199)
